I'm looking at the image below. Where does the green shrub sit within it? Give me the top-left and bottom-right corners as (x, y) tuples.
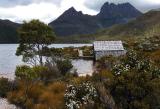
(15, 65), (59, 82)
(56, 59), (73, 75)
(31, 66), (51, 81)
(0, 78), (11, 97)
(110, 51), (160, 109)
(15, 65), (38, 80)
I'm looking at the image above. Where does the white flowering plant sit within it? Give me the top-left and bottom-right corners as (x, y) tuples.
(112, 50), (160, 77)
(64, 82), (98, 109)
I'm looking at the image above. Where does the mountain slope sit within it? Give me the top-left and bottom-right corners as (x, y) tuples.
(56, 11), (160, 43)
(96, 2), (141, 28)
(0, 20), (20, 43)
(49, 2), (142, 37)
(49, 7), (100, 36)
(95, 10), (160, 40)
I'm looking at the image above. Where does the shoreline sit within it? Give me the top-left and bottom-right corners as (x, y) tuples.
(0, 73), (15, 80)
(0, 74), (17, 109)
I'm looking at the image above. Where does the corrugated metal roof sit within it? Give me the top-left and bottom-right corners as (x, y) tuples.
(94, 41), (124, 51)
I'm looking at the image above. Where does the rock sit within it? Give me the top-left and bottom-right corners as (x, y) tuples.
(0, 98), (18, 109)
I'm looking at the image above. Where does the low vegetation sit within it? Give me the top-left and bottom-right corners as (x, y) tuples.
(50, 46), (93, 59)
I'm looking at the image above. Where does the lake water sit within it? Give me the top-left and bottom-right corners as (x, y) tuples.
(0, 44), (94, 79)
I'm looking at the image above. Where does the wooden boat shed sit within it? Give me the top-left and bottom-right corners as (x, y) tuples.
(93, 41), (126, 60)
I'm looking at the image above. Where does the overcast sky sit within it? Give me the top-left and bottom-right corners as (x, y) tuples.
(0, 0), (160, 23)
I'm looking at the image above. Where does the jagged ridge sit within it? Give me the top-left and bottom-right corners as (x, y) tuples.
(49, 2), (142, 36)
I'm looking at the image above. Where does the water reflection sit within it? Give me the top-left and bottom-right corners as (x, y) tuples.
(72, 59), (94, 76)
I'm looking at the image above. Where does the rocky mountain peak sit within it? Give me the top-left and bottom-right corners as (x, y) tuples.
(57, 7), (84, 20)
(66, 7), (77, 13)
(50, 2), (142, 36)
(98, 2), (142, 19)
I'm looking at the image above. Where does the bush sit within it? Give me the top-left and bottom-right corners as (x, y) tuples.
(27, 82), (44, 101)
(97, 56), (118, 70)
(0, 78), (12, 97)
(110, 51), (160, 109)
(38, 82), (66, 109)
(39, 91), (64, 109)
(56, 59), (73, 75)
(47, 82), (66, 94)
(7, 90), (26, 106)
(71, 76), (91, 85)
(15, 65), (60, 82)
(31, 66), (52, 82)
(7, 81), (66, 109)
(92, 70), (114, 83)
(95, 83), (116, 109)
(15, 65), (38, 80)
(45, 59), (62, 78)
(64, 82), (98, 109)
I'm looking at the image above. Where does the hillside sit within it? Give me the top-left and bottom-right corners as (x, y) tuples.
(0, 20), (20, 43)
(56, 10), (160, 43)
(96, 10), (160, 40)
(49, 7), (100, 37)
(49, 2), (142, 36)
(96, 2), (141, 28)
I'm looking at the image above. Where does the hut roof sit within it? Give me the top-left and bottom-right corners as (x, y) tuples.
(93, 41), (124, 51)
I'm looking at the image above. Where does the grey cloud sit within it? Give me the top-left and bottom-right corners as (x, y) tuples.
(84, 0), (133, 11)
(0, 0), (32, 7)
(84, 0), (160, 12)
(84, 0), (107, 11)
(0, 0), (63, 7)
(34, 0), (62, 6)
(136, 4), (160, 12)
